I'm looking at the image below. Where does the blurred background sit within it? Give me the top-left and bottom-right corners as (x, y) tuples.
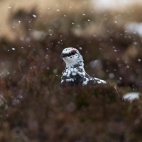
(0, 0), (142, 141)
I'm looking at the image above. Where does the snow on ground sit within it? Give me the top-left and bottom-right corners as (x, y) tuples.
(92, 0), (142, 11)
(123, 92), (140, 102)
(125, 22), (142, 37)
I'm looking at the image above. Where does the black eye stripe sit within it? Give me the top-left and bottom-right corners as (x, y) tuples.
(69, 52), (76, 56)
(62, 52), (76, 57)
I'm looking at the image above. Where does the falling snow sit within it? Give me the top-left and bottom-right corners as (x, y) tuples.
(32, 14), (37, 18)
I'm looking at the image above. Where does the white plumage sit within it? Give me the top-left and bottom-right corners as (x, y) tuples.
(60, 47), (106, 87)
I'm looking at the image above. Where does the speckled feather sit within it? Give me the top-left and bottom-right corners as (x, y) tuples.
(61, 47), (106, 87)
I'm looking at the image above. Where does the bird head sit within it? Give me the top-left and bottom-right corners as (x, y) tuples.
(60, 47), (84, 67)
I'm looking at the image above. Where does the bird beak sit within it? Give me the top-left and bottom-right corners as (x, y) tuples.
(60, 53), (67, 58)
(60, 53), (64, 58)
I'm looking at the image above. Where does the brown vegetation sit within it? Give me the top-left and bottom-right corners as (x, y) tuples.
(0, 0), (141, 141)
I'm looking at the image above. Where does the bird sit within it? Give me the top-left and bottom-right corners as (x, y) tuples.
(60, 47), (107, 87)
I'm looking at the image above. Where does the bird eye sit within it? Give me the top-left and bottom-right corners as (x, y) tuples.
(70, 50), (76, 53)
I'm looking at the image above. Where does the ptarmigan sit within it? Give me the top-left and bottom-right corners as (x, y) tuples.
(60, 47), (107, 87)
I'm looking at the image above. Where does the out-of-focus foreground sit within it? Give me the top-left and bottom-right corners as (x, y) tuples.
(0, 0), (142, 141)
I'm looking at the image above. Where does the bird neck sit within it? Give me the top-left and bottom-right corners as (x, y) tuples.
(65, 61), (84, 69)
